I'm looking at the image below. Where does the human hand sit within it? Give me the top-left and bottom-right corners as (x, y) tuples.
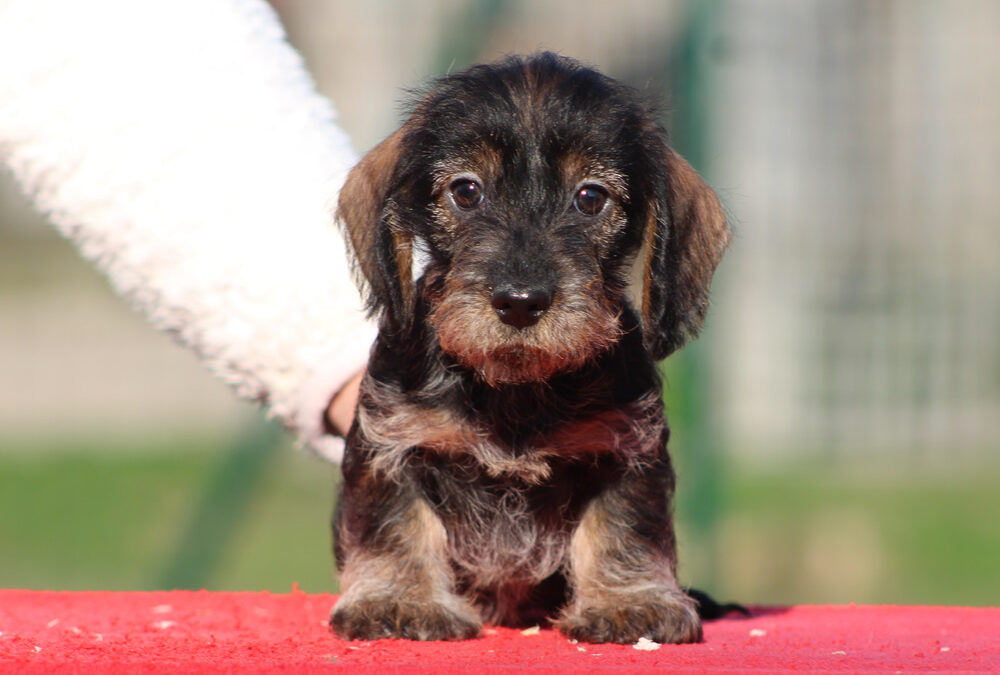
(326, 370), (363, 436)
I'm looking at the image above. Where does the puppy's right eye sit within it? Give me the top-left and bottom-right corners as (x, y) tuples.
(573, 184), (609, 216)
(450, 178), (484, 210)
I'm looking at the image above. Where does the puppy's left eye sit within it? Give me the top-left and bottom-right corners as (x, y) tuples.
(573, 185), (609, 216)
(450, 178), (484, 210)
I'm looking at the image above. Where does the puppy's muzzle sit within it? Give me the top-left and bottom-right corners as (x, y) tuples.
(490, 285), (553, 329)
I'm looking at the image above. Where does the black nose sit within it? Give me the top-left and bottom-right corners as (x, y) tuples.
(490, 287), (552, 329)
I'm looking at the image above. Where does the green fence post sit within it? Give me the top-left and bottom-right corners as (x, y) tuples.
(663, 0), (725, 589)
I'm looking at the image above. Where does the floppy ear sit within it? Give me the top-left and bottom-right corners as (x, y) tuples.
(336, 128), (414, 333)
(631, 146), (730, 360)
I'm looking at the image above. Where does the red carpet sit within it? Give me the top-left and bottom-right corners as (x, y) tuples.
(1, 589), (997, 673)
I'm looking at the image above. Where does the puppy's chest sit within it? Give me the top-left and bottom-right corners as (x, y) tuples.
(415, 459), (605, 584)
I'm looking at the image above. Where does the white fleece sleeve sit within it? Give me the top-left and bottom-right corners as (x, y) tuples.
(0, 0), (377, 462)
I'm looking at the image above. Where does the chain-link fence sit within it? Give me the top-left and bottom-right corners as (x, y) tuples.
(706, 0), (1000, 461)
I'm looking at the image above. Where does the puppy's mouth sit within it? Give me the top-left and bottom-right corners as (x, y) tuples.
(428, 285), (623, 386)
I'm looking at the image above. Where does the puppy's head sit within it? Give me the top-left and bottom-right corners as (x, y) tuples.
(338, 53), (729, 385)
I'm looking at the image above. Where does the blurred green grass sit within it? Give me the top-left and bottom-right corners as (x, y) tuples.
(676, 460), (1000, 607)
(1, 436), (998, 607)
(0, 437), (338, 594)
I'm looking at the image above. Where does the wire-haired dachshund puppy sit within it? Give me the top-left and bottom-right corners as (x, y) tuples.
(331, 52), (730, 644)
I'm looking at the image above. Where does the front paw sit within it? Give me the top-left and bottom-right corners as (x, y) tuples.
(558, 595), (702, 644)
(330, 596), (482, 641)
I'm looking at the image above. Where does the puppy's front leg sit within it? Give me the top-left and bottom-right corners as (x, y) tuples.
(558, 470), (702, 644)
(331, 475), (481, 641)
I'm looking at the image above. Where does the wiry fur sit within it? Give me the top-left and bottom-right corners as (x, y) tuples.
(331, 53), (730, 644)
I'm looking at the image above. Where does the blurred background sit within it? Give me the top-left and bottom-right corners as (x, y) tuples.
(1, 0), (998, 606)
